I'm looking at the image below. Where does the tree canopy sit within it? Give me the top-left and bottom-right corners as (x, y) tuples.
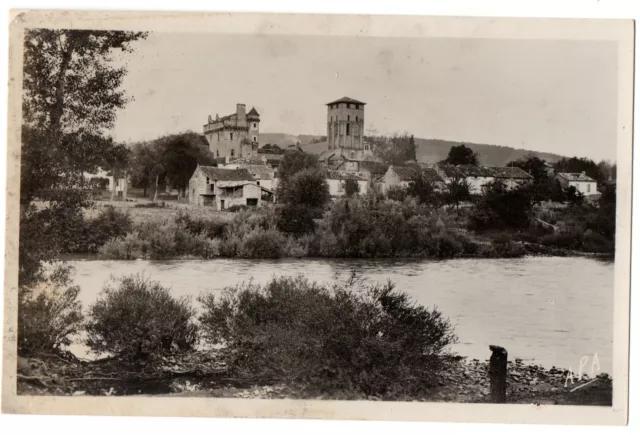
(20, 28), (147, 286)
(444, 144), (479, 166)
(368, 133), (417, 166)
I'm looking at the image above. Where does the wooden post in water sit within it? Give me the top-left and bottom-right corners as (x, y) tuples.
(489, 345), (508, 403)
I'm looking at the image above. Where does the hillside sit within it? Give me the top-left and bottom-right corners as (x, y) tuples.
(263, 133), (566, 166)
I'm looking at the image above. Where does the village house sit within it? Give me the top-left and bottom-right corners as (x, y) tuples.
(326, 171), (369, 197)
(188, 165), (273, 209)
(555, 172), (598, 196)
(203, 103), (261, 160)
(434, 164), (533, 194)
(84, 169), (130, 198)
(333, 159), (388, 181)
(222, 160), (277, 191)
(381, 165), (444, 194)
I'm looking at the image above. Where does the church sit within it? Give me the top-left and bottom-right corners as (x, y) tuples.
(203, 103), (261, 160)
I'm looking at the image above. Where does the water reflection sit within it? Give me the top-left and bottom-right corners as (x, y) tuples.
(67, 256), (614, 373)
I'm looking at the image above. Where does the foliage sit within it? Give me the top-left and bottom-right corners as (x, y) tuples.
(277, 204), (317, 235)
(442, 178), (472, 210)
(20, 29), (146, 285)
(344, 178), (361, 197)
(369, 133), (417, 166)
(198, 275), (457, 396)
(554, 157), (602, 184)
(386, 185), (408, 202)
(507, 156), (549, 182)
(276, 150), (322, 193)
(444, 144), (478, 166)
(406, 172), (439, 206)
(86, 274), (198, 361)
(18, 265), (84, 356)
(471, 181), (533, 230)
(566, 185), (585, 205)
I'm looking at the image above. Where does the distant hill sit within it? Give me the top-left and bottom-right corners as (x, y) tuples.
(264, 133), (567, 166)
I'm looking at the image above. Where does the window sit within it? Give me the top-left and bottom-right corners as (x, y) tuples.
(256, 181), (260, 186)
(206, 177), (210, 184)
(356, 116), (358, 122)
(192, 189), (195, 196)
(338, 181), (344, 192)
(216, 150), (219, 157)
(364, 144), (369, 150)
(253, 123), (257, 128)
(217, 132), (220, 141)
(230, 132), (234, 140)
(210, 184), (214, 192)
(253, 136), (257, 142)
(346, 123), (350, 136)
(347, 104), (351, 108)
(347, 115), (350, 121)
(587, 184), (591, 193)
(231, 149), (235, 157)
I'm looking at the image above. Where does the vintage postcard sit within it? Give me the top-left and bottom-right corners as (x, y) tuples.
(2, 10), (634, 425)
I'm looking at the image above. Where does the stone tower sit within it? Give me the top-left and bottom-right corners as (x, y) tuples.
(326, 97), (365, 153)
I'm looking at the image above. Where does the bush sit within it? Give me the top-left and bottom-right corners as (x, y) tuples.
(386, 185), (407, 202)
(83, 206), (133, 253)
(198, 276), (457, 396)
(277, 204), (317, 235)
(237, 227), (286, 259)
(175, 211), (228, 239)
(86, 274), (198, 361)
(18, 265), (84, 356)
(98, 231), (147, 259)
(134, 201), (166, 208)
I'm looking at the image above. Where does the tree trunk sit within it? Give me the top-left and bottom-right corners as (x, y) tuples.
(110, 168), (118, 202)
(122, 170), (128, 201)
(143, 186), (147, 197)
(153, 173), (159, 202)
(50, 35), (77, 135)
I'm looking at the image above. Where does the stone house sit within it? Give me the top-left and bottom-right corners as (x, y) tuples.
(435, 164), (532, 194)
(555, 172), (598, 196)
(188, 165), (273, 209)
(333, 159), (388, 181)
(381, 165), (444, 194)
(326, 171), (369, 197)
(222, 161), (276, 191)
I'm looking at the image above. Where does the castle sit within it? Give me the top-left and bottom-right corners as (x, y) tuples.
(203, 103), (260, 160)
(326, 96), (372, 161)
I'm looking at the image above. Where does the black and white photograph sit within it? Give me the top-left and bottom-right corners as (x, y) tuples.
(1, 10), (633, 425)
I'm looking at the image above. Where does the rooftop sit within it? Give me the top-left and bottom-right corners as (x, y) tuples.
(326, 170), (367, 181)
(326, 96), (366, 106)
(557, 172), (596, 182)
(198, 166), (255, 182)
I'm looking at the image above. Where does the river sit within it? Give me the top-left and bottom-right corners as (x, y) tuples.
(66, 256), (614, 374)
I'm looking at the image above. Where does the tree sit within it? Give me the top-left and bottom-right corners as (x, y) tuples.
(276, 150), (322, 200)
(443, 178), (472, 210)
(19, 29), (147, 286)
(471, 181), (533, 229)
(128, 141), (156, 196)
(155, 132), (214, 198)
(369, 132), (417, 165)
(344, 179), (361, 197)
(279, 169), (330, 209)
(554, 157), (601, 184)
(407, 171), (439, 206)
(445, 144), (478, 166)
(507, 156), (549, 183)
(566, 185), (585, 205)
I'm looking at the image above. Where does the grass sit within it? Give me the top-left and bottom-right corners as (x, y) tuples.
(84, 200), (235, 225)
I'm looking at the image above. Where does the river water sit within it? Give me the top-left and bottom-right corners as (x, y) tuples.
(67, 256), (614, 373)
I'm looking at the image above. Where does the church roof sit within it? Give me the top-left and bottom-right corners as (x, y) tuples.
(326, 96), (366, 106)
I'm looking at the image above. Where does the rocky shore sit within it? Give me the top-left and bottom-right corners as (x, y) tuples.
(17, 353), (611, 405)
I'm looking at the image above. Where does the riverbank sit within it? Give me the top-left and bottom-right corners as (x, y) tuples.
(16, 353), (612, 405)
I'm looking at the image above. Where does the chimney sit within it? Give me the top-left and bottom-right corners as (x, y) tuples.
(236, 103), (246, 119)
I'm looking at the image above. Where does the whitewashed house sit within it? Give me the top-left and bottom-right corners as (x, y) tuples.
(555, 172), (598, 196)
(435, 164), (533, 194)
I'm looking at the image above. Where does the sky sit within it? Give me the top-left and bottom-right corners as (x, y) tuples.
(111, 33), (618, 162)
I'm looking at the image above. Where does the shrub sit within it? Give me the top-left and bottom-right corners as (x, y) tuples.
(540, 231), (583, 250)
(227, 204), (249, 213)
(198, 276), (457, 396)
(386, 185), (407, 202)
(277, 204), (317, 235)
(18, 265), (84, 356)
(83, 206), (133, 253)
(86, 274), (198, 361)
(470, 181), (533, 230)
(344, 178), (361, 197)
(98, 231), (147, 259)
(134, 201), (166, 208)
(175, 211), (228, 239)
(237, 227), (286, 259)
